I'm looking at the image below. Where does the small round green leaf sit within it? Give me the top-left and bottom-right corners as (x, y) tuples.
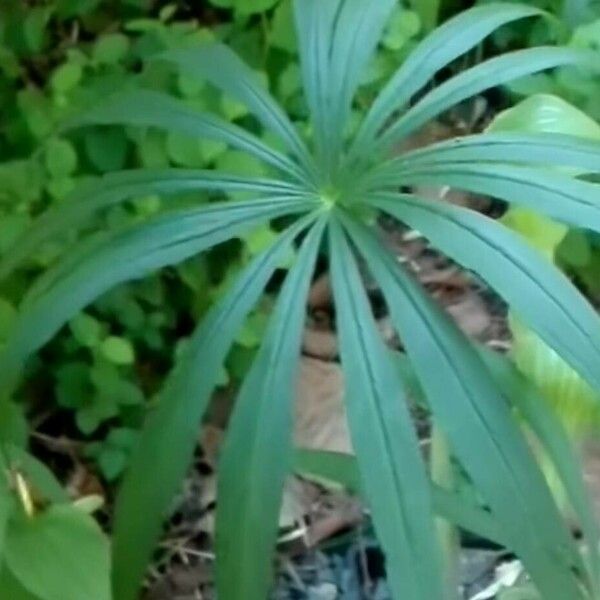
(100, 336), (135, 365)
(84, 127), (129, 173)
(271, 0), (297, 53)
(93, 33), (130, 65)
(69, 313), (102, 348)
(44, 139), (77, 178)
(50, 63), (83, 94)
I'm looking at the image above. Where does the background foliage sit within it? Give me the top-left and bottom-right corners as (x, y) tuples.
(0, 0), (424, 481)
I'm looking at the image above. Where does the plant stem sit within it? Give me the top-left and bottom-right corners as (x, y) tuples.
(431, 424), (460, 600)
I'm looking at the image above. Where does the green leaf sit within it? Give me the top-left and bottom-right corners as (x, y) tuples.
(293, 447), (507, 547)
(5, 505), (110, 600)
(4, 446), (69, 504)
(157, 45), (315, 176)
(293, 0), (395, 170)
(366, 194), (600, 397)
(0, 169), (304, 283)
(293, 0), (394, 171)
(271, 0), (297, 53)
(216, 217), (325, 600)
(0, 197), (316, 393)
(235, 0), (279, 15)
(111, 214), (319, 600)
(69, 313), (102, 348)
(100, 337), (135, 365)
(0, 566), (39, 600)
(64, 90), (308, 184)
(215, 150), (266, 178)
(352, 3), (541, 155)
(340, 215), (587, 600)
(408, 0), (438, 32)
(382, 8), (421, 50)
(44, 139), (77, 179)
(93, 33), (130, 65)
(329, 217), (443, 600)
(0, 401), (28, 448)
(97, 447), (128, 480)
(50, 63), (83, 94)
(390, 163), (600, 234)
(55, 362), (91, 409)
(490, 94), (600, 139)
(480, 348), (600, 593)
(292, 0), (339, 170)
(502, 209), (567, 260)
(235, 311), (269, 347)
(84, 128), (129, 173)
(372, 132), (600, 176)
(0, 298), (17, 342)
(24, 7), (52, 54)
(293, 448), (361, 494)
(379, 47), (596, 151)
(0, 455), (13, 560)
(166, 131), (205, 167)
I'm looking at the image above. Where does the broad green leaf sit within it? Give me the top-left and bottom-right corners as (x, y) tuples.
(112, 214), (319, 600)
(340, 215), (587, 600)
(366, 194), (600, 397)
(5, 505), (110, 600)
(490, 94), (600, 139)
(0, 566), (39, 600)
(0, 402), (28, 448)
(3, 446), (68, 504)
(329, 218), (443, 600)
(64, 90), (309, 184)
(510, 317), (600, 432)
(0, 169), (304, 283)
(480, 348), (600, 593)
(157, 45), (315, 177)
(216, 217), (325, 600)
(0, 197), (316, 393)
(351, 3), (541, 156)
(502, 209), (567, 261)
(378, 47), (596, 151)
(387, 163), (600, 234)
(293, 448), (507, 548)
